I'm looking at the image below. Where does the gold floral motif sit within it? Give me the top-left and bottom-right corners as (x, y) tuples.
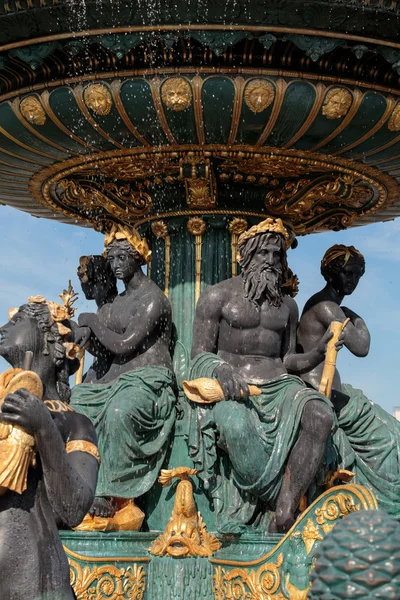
(187, 216), (207, 236)
(388, 103), (400, 131)
(301, 518), (323, 555)
(20, 96), (46, 125)
(186, 178), (216, 208)
(322, 88), (352, 119)
(69, 559), (146, 600)
(149, 467), (220, 558)
(315, 492), (360, 534)
(151, 220), (169, 239)
(213, 555), (284, 600)
(83, 84), (112, 116)
(161, 78), (192, 111)
(244, 80), (275, 113)
(228, 217), (248, 236)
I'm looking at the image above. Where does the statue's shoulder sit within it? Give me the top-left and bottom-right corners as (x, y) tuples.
(198, 276), (236, 305)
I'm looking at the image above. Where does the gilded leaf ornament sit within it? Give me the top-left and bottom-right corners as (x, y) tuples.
(69, 560), (146, 600)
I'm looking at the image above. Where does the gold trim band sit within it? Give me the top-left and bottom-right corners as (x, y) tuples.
(66, 440), (101, 463)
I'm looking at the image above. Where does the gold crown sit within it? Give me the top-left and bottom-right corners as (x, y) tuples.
(237, 217), (295, 259)
(8, 283), (80, 361)
(321, 245), (364, 270)
(103, 224), (152, 265)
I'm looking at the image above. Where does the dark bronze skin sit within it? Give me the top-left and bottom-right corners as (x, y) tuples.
(0, 306), (98, 600)
(74, 241), (173, 518)
(77, 255), (118, 383)
(75, 243), (173, 384)
(192, 232), (339, 533)
(297, 251), (370, 410)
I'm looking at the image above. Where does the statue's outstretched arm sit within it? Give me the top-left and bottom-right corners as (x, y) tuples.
(0, 389), (98, 527)
(78, 294), (168, 356)
(316, 302), (370, 358)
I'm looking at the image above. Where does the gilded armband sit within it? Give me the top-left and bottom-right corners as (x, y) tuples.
(66, 440), (101, 463)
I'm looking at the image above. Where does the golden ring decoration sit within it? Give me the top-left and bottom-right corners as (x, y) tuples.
(29, 145), (400, 232)
(161, 77), (192, 111)
(244, 80), (275, 113)
(83, 83), (113, 116)
(19, 96), (47, 126)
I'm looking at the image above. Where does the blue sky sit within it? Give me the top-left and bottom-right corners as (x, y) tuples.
(0, 206), (398, 415)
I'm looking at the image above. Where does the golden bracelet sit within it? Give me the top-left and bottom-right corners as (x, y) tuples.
(66, 440), (101, 464)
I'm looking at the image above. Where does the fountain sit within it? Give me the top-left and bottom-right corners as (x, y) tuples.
(1, 0), (400, 598)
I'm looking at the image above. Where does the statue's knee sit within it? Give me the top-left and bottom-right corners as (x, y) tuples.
(303, 401), (333, 433)
(214, 402), (247, 438)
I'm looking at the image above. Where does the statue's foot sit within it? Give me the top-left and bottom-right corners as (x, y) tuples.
(89, 497), (116, 518)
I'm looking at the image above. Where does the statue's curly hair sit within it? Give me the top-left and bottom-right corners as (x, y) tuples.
(19, 302), (72, 402)
(321, 244), (365, 282)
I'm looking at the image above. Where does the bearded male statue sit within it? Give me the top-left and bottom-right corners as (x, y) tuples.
(188, 218), (339, 534)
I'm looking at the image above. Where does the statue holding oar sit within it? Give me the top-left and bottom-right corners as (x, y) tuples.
(298, 244), (400, 519)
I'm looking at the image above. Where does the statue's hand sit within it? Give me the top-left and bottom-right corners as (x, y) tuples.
(215, 363), (250, 401)
(317, 327), (345, 359)
(74, 326), (91, 349)
(0, 389), (53, 435)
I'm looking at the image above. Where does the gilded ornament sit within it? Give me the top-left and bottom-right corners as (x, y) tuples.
(301, 519), (323, 555)
(183, 378), (261, 404)
(104, 223), (152, 264)
(244, 80), (275, 113)
(149, 467), (221, 558)
(237, 217), (295, 251)
(322, 88), (352, 119)
(161, 78), (192, 111)
(69, 559), (146, 600)
(83, 84), (112, 116)
(187, 216), (207, 236)
(228, 217), (248, 236)
(151, 220), (169, 239)
(20, 96), (46, 126)
(315, 492), (360, 534)
(388, 103), (400, 131)
(65, 440), (101, 463)
(213, 555), (283, 600)
(74, 499), (144, 532)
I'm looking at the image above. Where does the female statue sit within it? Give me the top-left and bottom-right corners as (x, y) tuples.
(0, 292), (99, 600)
(71, 225), (176, 521)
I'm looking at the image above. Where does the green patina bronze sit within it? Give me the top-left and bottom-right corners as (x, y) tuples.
(70, 367), (176, 499)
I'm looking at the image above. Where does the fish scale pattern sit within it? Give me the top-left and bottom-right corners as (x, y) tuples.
(309, 510), (400, 599)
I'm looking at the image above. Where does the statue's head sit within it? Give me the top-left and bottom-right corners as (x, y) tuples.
(321, 244), (365, 296)
(0, 288), (79, 401)
(77, 255), (117, 303)
(237, 218), (295, 307)
(103, 224), (151, 281)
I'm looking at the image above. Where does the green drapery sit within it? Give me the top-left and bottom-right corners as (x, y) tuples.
(71, 367), (176, 498)
(187, 352), (337, 532)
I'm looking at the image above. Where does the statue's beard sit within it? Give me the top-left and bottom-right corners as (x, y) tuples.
(242, 265), (283, 307)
